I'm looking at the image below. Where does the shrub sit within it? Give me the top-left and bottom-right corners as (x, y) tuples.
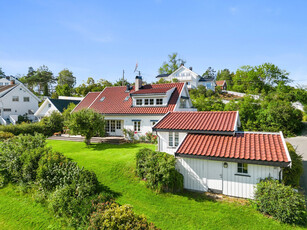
(0, 131), (14, 141)
(145, 132), (158, 144)
(88, 201), (158, 230)
(0, 133), (47, 183)
(254, 178), (307, 225)
(283, 143), (303, 187)
(40, 111), (64, 136)
(136, 148), (183, 193)
(0, 122), (46, 136)
(123, 128), (136, 142)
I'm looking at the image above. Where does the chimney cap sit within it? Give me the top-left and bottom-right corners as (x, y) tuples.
(135, 76), (142, 79)
(189, 67), (193, 71)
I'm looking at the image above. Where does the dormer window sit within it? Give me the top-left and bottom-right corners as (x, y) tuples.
(150, 99), (154, 105)
(144, 99), (149, 105)
(156, 99), (163, 105)
(136, 99), (142, 105)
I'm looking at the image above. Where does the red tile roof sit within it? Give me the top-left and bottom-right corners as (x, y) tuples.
(176, 132), (290, 164)
(73, 92), (100, 111)
(131, 87), (173, 95)
(153, 111), (238, 132)
(74, 83), (184, 114)
(216, 80), (226, 86)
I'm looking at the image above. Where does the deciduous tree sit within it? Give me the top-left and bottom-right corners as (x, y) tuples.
(158, 53), (186, 75)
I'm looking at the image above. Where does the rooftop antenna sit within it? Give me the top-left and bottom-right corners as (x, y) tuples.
(122, 69), (125, 86)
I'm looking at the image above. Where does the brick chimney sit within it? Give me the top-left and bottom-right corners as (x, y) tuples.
(135, 76), (142, 91)
(10, 80), (15, 85)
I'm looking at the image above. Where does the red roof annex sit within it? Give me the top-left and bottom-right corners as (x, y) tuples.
(216, 80), (226, 86)
(176, 132), (290, 164)
(74, 83), (184, 114)
(153, 111), (238, 132)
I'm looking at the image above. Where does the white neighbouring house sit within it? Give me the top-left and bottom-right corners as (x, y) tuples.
(156, 65), (216, 91)
(152, 111), (291, 199)
(73, 76), (196, 137)
(35, 96), (82, 121)
(0, 80), (40, 125)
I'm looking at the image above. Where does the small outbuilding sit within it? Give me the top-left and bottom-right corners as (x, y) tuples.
(153, 111), (291, 199)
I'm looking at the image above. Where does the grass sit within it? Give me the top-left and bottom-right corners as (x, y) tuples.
(0, 185), (65, 230)
(42, 140), (304, 230)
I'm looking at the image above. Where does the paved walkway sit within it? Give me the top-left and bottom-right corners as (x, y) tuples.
(48, 135), (126, 144)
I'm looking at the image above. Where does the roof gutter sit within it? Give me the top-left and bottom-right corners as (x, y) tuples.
(279, 131), (292, 167)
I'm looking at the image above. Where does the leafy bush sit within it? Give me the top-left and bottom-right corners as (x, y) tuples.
(123, 128), (136, 142)
(136, 148), (183, 193)
(282, 143), (303, 187)
(88, 201), (158, 230)
(40, 111), (64, 136)
(254, 178), (307, 225)
(0, 131), (14, 141)
(0, 123), (45, 136)
(145, 132), (158, 144)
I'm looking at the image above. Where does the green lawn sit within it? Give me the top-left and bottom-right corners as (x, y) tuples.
(42, 140), (303, 230)
(0, 185), (65, 230)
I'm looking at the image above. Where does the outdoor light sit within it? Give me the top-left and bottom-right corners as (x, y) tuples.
(223, 162), (228, 168)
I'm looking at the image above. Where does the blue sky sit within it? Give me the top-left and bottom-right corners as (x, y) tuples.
(1, 0), (307, 86)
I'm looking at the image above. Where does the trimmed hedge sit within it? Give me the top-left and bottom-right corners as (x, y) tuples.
(254, 178), (307, 225)
(136, 148), (183, 193)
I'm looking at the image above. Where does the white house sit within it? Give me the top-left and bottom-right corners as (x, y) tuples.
(0, 76), (21, 86)
(156, 65), (216, 91)
(73, 76), (196, 137)
(153, 111), (291, 199)
(0, 81), (40, 125)
(35, 97), (82, 121)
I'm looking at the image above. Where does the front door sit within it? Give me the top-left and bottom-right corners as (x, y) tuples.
(106, 120), (123, 136)
(207, 161), (223, 193)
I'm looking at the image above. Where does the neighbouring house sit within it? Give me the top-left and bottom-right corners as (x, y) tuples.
(153, 111), (291, 199)
(215, 80), (227, 90)
(156, 65), (216, 91)
(0, 80), (40, 125)
(34, 96), (82, 121)
(73, 76), (196, 137)
(0, 76), (22, 86)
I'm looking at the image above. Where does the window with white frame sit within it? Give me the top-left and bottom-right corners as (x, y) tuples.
(105, 120), (110, 132)
(150, 99), (154, 105)
(5, 83), (8, 86)
(237, 163), (248, 174)
(180, 98), (187, 108)
(3, 108), (11, 112)
(169, 132), (179, 147)
(156, 98), (163, 105)
(12, 96), (19, 102)
(136, 99), (142, 105)
(116, 120), (121, 129)
(111, 120), (115, 132)
(28, 109), (34, 115)
(133, 121), (141, 132)
(151, 120), (158, 126)
(144, 99), (149, 105)
(24, 97), (30, 102)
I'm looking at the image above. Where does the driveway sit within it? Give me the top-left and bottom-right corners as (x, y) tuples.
(286, 123), (307, 195)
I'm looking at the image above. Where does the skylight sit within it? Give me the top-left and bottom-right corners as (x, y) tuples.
(124, 96), (130, 101)
(100, 97), (105, 102)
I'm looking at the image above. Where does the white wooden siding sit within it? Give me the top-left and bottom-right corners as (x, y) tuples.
(157, 131), (187, 155)
(176, 157), (280, 199)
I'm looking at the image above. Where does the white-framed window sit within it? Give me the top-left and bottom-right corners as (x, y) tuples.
(12, 96), (19, 102)
(237, 163), (248, 174)
(0, 83), (3, 86)
(150, 99), (154, 105)
(156, 98), (163, 105)
(105, 120), (110, 132)
(116, 120), (121, 129)
(28, 109), (34, 115)
(187, 82), (190, 85)
(151, 120), (158, 126)
(5, 83), (8, 86)
(169, 132), (179, 147)
(48, 103), (52, 108)
(111, 120), (115, 132)
(136, 99), (142, 105)
(3, 108), (11, 112)
(133, 121), (141, 132)
(180, 98), (186, 108)
(144, 99), (149, 105)
(24, 97), (30, 102)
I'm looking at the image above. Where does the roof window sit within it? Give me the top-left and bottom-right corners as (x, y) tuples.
(100, 97), (105, 102)
(124, 96), (130, 101)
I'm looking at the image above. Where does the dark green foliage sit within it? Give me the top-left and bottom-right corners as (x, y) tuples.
(40, 111), (64, 136)
(17, 114), (30, 124)
(254, 178), (307, 225)
(158, 52), (185, 75)
(0, 123), (46, 136)
(88, 201), (158, 230)
(283, 143), (303, 187)
(136, 148), (183, 193)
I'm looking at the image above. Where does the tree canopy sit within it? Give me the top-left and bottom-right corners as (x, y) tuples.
(57, 69), (76, 88)
(158, 53), (186, 75)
